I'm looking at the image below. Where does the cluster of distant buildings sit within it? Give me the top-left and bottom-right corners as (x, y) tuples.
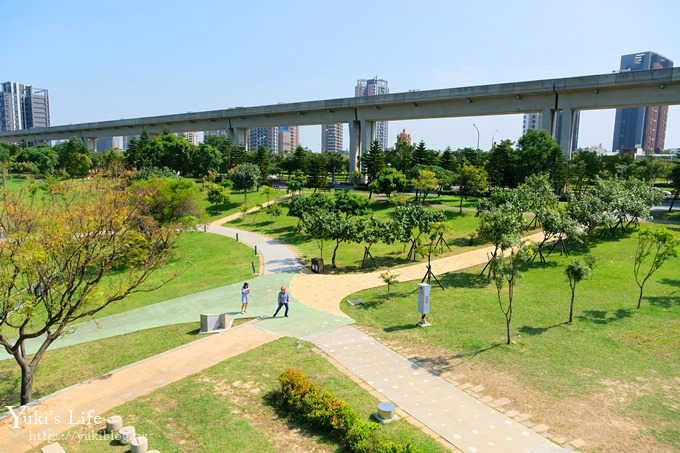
(1, 52), (674, 156)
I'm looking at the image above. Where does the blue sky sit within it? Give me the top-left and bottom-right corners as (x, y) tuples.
(5, 0), (680, 151)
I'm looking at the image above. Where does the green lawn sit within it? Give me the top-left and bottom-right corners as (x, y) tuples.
(342, 227), (680, 450)
(229, 197), (484, 272)
(95, 231), (259, 317)
(35, 337), (448, 453)
(200, 185), (287, 222)
(0, 323), (203, 407)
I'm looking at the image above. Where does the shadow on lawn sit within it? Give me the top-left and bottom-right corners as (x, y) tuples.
(647, 293), (680, 308)
(577, 309), (633, 324)
(518, 322), (566, 336)
(438, 272), (489, 289)
(409, 343), (502, 376)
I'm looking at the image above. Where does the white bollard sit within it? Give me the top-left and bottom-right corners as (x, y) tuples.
(105, 415), (123, 433)
(118, 425), (136, 444)
(131, 435), (148, 453)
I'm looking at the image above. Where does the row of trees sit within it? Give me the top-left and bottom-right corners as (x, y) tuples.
(287, 192), (446, 269)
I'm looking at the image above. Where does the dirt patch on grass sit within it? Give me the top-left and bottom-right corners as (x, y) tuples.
(204, 377), (336, 453)
(360, 325), (674, 453)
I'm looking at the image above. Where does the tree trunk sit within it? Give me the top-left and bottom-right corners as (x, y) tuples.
(459, 194), (464, 214)
(637, 285), (644, 309)
(20, 364), (34, 405)
(505, 316), (511, 345)
(331, 239), (340, 268)
(568, 289), (575, 323)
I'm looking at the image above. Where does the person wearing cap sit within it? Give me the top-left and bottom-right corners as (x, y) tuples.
(273, 286), (290, 317)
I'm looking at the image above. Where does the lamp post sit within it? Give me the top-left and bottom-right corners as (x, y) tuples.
(472, 123), (480, 151)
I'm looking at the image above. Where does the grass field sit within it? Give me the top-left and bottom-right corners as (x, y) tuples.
(341, 226), (680, 451)
(36, 337), (449, 453)
(0, 323), (202, 407)
(95, 231), (259, 317)
(201, 186), (287, 222)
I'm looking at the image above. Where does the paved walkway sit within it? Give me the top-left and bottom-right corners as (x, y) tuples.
(0, 209), (564, 452)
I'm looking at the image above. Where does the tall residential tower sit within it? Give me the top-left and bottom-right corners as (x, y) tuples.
(0, 81), (50, 131)
(612, 51), (673, 151)
(355, 77), (389, 149)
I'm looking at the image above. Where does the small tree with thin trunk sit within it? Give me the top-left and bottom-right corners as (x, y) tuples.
(380, 270), (400, 297)
(490, 242), (528, 345)
(634, 228), (679, 309)
(565, 255), (595, 323)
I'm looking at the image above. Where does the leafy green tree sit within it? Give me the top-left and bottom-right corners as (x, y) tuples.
(251, 146), (273, 184)
(457, 162), (488, 213)
(54, 138), (93, 177)
(411, 168), (439, 202)
(125, 131), (160, 169)
(368, 167), (407, 198)
(568, 150), (602, 192)
(353, 217), (395, 269)
(131, 177), (203, 224)
(486, 139), (514, 188)
(514, 129), (567, 192)
(206, 182), (230, 205)
(157, 133), (196, 176)
(306, 152), (328, 190)
(634, 228), (679, 309)
(265, 203), (282, 221)
(192, 143), (223, 177)
(477, 201), (523, 277)
(438, 147), (458, 172)
(391, 140), (414, 175)
(230, 162), (261, 203)
(300, 208), (338, 262)
(0, 178), (180, 404)
(516, 173), (558, 230)
(361, 140), (385, 185)
(392, 205), (446, 261)
(15, 146), (59, 175)
(490, 243), (529, 345)
(287, 169), (307, 194)
(565, 256), (595, 323)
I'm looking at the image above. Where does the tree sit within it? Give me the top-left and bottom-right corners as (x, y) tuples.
(380, 270), (400, 297)
(633, 228), (679, 309)
(565, 256), (595, 323)
(476, 200), (523, 277)
(392, 205), (446, 261)
(411, 169), (439, 202)
(368, 167), (407, 198)
(287, 170), (307, 194)
(230, 163), (261, 203)
(0, 178), (181, 404)
(485, 139), (514, 188)
(353, 217), (395, 269)
(361, 140), (385, 185)
(490, 243), (529, 345)
(668, 164), (680, 211)
(130, 177), (204, 224)
(54, 138), (93, 177)
(251, 146), (273, 185)
(192, 143), (223, 177)
(457, 162), (488, 213)
(206, 182), (230, 205)
(514, 129), (566, 192)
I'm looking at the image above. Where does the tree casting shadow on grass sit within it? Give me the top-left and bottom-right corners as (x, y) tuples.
(577, 309), (633, 324)
(439, 271), (489, 289)
(647, 293), (680, 308)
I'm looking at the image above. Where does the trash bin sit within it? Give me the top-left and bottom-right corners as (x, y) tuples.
(311, 258), (325, 274)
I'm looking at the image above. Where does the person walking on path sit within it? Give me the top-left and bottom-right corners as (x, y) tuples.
(273, 286), (289, 317)
(240, 282), (250, 314)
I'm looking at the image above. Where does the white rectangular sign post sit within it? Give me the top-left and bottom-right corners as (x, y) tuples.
(417, 283), (431, 326)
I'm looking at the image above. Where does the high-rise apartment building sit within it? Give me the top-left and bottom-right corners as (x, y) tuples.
(321, 124), (343, 152)
(248, 127), (279, 152)
(522, 111), (580, 151)
(355, 77), (389, 149)
(278, 126), (299, 153)
(612, 51), (673, 151)
(0, 81), (50, 131)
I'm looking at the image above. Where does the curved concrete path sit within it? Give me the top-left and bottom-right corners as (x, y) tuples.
(0, 212), (563, 452)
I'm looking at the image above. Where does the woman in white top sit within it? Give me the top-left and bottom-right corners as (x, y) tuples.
(240, 282), (250, 314)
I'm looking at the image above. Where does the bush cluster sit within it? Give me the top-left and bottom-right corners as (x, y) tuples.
(277, 368), (417, 453)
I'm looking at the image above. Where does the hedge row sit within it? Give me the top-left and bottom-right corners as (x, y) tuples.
(277, 368), (417, 453)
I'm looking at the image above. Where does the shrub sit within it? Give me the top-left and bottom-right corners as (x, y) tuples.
(277, 368), (416, 453)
